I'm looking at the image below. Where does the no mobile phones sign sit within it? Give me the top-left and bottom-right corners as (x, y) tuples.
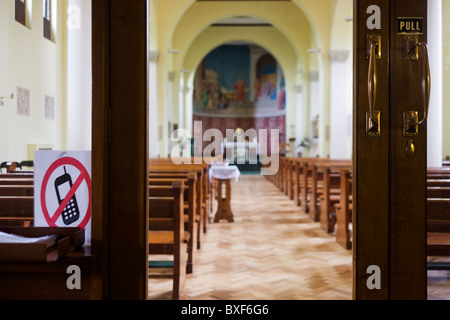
(34, 151), (92, 244)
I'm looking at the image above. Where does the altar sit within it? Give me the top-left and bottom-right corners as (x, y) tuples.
(222, 140), (259, 165)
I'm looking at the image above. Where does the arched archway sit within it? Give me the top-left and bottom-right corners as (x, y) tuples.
(151, 0), (323, 157)
(177, 23), (300, 150)
(189, 42), (288, 161)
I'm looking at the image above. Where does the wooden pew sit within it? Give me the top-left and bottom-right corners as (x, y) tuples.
(318, 164), (352, 234)
(427, 171), (450, 232)
(308, 159), (352, 223)
(426, 174), (450, 269)
(0, 173), (34, 226)
(0, 178), (34, 186)
(269, 157), (352, 220)
(149, 172), (198, 274)
(148, 180), (188, 300)
(0, 196), (34, 227)
(427, 198), (450, 269)
(427, 167), (450, 179)
(0, 185), (34, 196)
(334, 169), (353, 250)
(427, 179), (450, 187)
(149, 169), (206, 240)
(0, 173), (34, 179)
(428, 187), (450, 198)
(297, 158), (333, 217)
(427, 198), (450, 231)
(149, 160), (210, 234)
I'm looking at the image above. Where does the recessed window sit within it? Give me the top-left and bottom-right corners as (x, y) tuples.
(43, 0), (53, 41)
(15, 0), (27, 26)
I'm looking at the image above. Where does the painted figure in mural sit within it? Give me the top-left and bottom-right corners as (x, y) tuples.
(254, 78), (261, 102)
(233, 76), (247, 103)
(262, 80), (272, 97)
(210, 84), (221, 109)
(278, 79), (286, 110)
(201, 81), (210, 110)
(207, 84), (215, 110)
(278, 86), (285, 110)
(270, 87), (277, 100)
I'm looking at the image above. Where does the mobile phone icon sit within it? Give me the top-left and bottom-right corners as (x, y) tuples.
(55, 166), (80, 225)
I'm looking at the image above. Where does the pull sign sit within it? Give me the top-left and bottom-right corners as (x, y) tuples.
(398, 17), (423, 35)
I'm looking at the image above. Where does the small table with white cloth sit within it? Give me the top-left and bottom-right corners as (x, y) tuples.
(209, 165), (240, 223)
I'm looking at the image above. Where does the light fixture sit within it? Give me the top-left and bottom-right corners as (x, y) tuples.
(345, 16), (353, 22)
(293, 70), (303, 74)
(308, 49), (321, 54)
(0, 93), (14, 106)
(181, 69), (190, 74)
(168, 49), (180, 54)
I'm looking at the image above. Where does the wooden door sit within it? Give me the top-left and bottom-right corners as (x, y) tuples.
(353, 0), (429, 299)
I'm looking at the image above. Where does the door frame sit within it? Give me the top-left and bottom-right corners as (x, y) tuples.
(91, 0), (149, 300)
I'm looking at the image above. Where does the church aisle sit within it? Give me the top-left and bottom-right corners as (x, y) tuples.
(148, 174), (353, 300)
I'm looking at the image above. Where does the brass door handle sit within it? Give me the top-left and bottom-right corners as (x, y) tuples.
(403, 42), (431, 136)
(416, 42), (431, 126)
(367, 40), (381, 136)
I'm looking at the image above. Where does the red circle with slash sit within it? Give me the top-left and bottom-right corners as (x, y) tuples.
(40, 157), (91, 230)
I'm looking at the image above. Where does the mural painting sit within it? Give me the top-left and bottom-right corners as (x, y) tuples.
(193, 44), (286, 118)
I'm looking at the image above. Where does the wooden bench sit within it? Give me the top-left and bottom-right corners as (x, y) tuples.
(0, 174), (34, 227)
(148, 180), (189, 300)
(426, 174), (450, 269)
(0, 178), (34, 186)
(149, 169), (205, 238)
(428, 187), (450, 198)
(149, 172), (198, 274)
(0, 196), (34, 227)
(149, 161), (211, 233)
(0, 185), (34, 196)
(334, 169), (352, 250)
(318, 164), (352, 233)
(295, 158), (347, 218)
(0, 173), (34, 179)
(308, 160), (351, 223)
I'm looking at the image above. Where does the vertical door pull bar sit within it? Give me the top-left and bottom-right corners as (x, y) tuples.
(403, 42), (431, 137)
(367, 39), (381, 137)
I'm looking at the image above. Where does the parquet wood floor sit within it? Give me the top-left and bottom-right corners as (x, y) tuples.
(148, 174), (450, 300)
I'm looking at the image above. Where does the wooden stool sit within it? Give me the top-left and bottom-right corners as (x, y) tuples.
(214, 178), (234, 223)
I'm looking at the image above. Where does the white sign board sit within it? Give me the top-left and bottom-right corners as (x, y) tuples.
(34, 151), (92, 244)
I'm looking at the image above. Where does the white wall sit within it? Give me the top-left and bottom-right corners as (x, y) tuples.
(0, 0), (66, 162)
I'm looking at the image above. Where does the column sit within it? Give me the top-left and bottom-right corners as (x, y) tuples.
(149, 51), (159, 158)
(427, 0), (443, 167)
(318, 53), (331, 158)
(329, 50), (350, 159)
(66, 0), (92, 150)
(309, 71), (319, 157)
(295, 84), (304, 157)
(167, 71), (175, 156)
